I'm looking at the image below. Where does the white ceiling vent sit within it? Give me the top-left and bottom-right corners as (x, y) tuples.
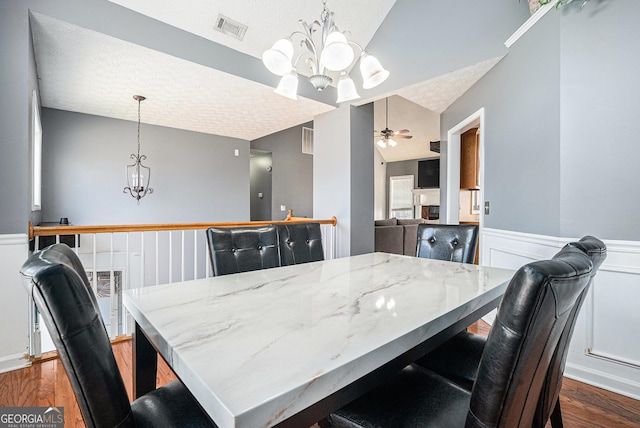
(214, 14), (247, 41)
(302, 127), (314, 155)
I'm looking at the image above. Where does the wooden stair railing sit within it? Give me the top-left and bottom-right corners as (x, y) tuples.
(29, 210), (337, 239)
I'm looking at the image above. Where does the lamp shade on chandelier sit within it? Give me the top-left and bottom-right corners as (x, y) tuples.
(123, 95), (153, 204)
(262, 0), (389, 104)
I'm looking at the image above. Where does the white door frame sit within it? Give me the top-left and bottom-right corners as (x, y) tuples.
(445, 108), (485, 262)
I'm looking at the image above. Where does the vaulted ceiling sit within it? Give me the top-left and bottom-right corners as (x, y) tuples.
(30, 1), (528, 161)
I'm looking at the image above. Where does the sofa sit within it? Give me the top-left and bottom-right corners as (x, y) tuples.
(374, 218), (434, 256)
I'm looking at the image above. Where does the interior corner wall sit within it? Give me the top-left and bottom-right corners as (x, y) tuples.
(558, 0), (640, 241)
(314, 104), (374, 258)
(441, 9), (562, 237)
(41, 108), (250, 225)
(349, 103), (375, 256)
(250, 122), (313, 220)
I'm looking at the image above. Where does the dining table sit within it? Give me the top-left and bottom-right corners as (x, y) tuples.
(123, 252), (515, 428)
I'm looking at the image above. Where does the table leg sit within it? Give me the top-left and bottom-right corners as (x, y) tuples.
(133, 322), (157, 399)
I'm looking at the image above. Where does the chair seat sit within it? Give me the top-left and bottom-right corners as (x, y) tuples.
(319, 364), (471, 428)
(132, 380), (217, 427)
(415, 330), (485, 391)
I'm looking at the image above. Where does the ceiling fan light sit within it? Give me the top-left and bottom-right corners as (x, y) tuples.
(388, 138), (398, 147)
(336, 72), (360, 103)
(262, 38), (294, 76)
(376, 139), (387, 148)
(274, 71), (298, 100)
(320, 31), (354, 71)
(360, 52), (389, 89)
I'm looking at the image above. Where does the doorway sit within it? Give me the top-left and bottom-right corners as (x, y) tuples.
(445, 108), (485, 263)
(250, 150), (272, 221)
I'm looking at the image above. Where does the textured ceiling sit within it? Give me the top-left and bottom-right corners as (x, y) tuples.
(396, 57), (503, 115)
(30, 12), (334, 141)
(31, 1), (503, 160)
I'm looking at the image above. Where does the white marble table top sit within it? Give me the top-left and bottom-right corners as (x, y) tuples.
(124, 252), (514, 428)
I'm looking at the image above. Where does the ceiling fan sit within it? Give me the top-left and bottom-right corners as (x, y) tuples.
(375, 97), (412, 148)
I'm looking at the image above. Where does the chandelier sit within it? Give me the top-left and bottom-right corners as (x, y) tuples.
(123, 95), (153, 204)
(262, 0), (389, 103)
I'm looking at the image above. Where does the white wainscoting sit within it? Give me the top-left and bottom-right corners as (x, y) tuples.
(482, 228), (640, 400)
(0, 234), (31, 373)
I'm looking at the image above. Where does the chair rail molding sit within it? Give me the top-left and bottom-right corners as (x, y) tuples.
(0, 233), (31, 373)
(481, 227), (640, 400)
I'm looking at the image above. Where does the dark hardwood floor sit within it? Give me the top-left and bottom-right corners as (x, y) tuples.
(1, 322), (638, 428)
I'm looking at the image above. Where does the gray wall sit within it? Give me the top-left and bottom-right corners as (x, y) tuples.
(41, 108), (249, 225)
(441, 8), (562, 237)
(361, 0), (529, 98)
(251, 122), (313, 220)
(557, 0), (640, 239)
(0, 2), (30, 234)
(349, 104), (375, 256)
(442, 0), (639, 241)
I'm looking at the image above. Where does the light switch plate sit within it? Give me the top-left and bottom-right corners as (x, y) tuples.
(484, 201), (490, 215)
(234, 149), (239, 157)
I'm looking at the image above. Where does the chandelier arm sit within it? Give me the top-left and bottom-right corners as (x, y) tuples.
(348, 40), (364, 54)
(289, 30), (322, 73)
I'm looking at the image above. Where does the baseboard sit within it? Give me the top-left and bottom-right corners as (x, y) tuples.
(0, 353), (30, 374)
(565, 362), (640, 400)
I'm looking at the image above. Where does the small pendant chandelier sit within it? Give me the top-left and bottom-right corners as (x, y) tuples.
(123, 95), (153, 204)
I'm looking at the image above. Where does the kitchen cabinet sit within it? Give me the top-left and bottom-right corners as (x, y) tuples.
(460, 127), (479, 189)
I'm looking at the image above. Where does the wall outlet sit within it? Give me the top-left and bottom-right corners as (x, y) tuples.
(280, 205), (286, 211)
(234, 149), (239, 157)
(258, 192), (263, 199)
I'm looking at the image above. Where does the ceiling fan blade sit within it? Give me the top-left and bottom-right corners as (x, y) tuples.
(395, 135), (413, 139)
(394, 129), (411, 134)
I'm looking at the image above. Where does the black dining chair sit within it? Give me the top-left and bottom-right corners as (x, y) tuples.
(277, 222), (324, 266)
(20, 242), (96, 304)
(20, 244), (216, 428)
(319, 246), (593, 428)
(206, 225), (280, 276)
(415, 224), (478, 264)
(415, 236), (606, 428)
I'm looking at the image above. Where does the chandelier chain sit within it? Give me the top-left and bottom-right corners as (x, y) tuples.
(137, 97), (141, 156)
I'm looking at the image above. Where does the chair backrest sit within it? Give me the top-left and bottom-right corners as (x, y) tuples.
(533, 236), (607, 427)
(277, 223), (324, 266)
(20, 243), (97, 306)
(416, 224), (478, 264)
(467, 248), (593, 427)
(206, 225), (280, 276)
(20, 246), (134, 428)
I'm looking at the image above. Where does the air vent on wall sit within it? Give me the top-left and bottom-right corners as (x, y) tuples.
(430, 141), (441, 153)
(302, 127), (314, 155)
(214, 14), (248, 41)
